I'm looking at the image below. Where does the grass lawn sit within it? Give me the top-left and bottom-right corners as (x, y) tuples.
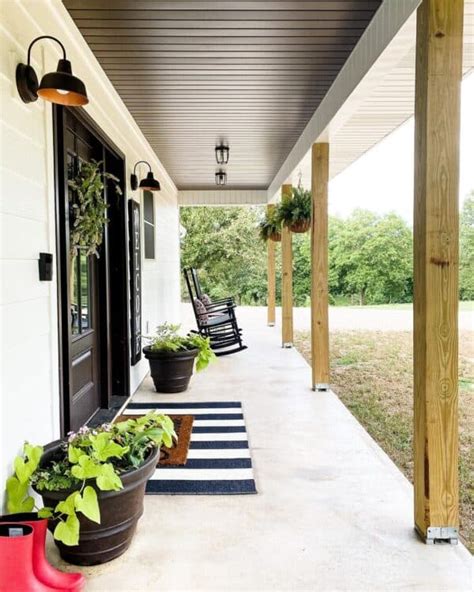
(294, 330), (474, 552)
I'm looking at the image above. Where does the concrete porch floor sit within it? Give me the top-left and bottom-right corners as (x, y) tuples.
(51, 308), (472, 591)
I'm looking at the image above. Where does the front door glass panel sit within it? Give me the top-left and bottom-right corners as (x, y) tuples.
(79, 252), (91, 331)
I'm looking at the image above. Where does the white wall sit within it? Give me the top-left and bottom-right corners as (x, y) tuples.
(0, 0), (180, 508)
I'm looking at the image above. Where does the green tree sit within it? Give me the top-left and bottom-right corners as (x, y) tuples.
(292, 233), (311, 306)
(328, 216), (346, 299)
(180, 206), (278, 305)
(289, 217), (351, 306)
(460, 192), (474, 300)
(181, 206), (414, 308)
(329, 210), (413, 305)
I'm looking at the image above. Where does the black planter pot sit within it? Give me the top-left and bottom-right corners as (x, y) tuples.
(35, 441), (159, 566)
(143, 346), (198, 393)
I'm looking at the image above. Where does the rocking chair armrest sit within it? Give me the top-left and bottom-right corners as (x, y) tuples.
(206, 303), (236, 314)
(206, 297), (235, 305)
(205, 301), (235, 311)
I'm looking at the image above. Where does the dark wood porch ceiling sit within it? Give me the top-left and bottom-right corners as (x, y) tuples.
(63, 1), (382, 190)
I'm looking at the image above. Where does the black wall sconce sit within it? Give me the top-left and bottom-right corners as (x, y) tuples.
(130, 161), (161, 191)
(215, 144), (230, 165)
(215, 170), (227, 186)
(16, 36), (88, 106)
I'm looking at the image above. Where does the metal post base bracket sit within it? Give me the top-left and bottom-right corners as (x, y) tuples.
(267, 323), (275, 327)
(282, 342), (293, 348)
(416, 526), (459, 545)
(313, 384), (330, 392)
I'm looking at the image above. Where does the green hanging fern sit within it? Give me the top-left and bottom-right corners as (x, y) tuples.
(68, 160), (122, 257)
(258, 208), (282, 241)
(275, 186), (311, 227)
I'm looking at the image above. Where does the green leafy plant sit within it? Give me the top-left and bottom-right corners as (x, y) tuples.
(6, 413), (175, 546)
(258, 209), (281, 242)
(6, 443), (43, 514)
(147, 322), (216, 371)
(276, 186), (311, 227)
(69, 159), (122, 257)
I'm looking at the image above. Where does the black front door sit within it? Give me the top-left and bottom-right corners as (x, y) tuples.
(65, 114), (103, 430)
(54, 107), (130, 434)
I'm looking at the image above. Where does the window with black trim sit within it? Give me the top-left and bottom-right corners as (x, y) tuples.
(143, 190), (155, 259)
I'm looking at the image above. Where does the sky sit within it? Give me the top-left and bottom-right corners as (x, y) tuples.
(328, 73), (474, 224)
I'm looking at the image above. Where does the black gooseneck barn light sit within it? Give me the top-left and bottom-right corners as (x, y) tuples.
(215, 144), (230, 165)
(131, 161), (161, 191)
(215, 170), (227, 186)
(16, 36), (88, 106)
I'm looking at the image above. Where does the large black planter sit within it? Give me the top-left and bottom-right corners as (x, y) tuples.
(35, 441), (159, 566)
(143, 346), (198, 393)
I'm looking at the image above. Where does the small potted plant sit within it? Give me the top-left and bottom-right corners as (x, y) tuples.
(276, 186), (311, 233)
(258, 209), (282, 242)
(143, 323), (216, 393)
(4, 413), (176, 565)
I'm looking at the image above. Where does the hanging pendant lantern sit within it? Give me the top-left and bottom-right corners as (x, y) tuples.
(215, 170), (227, 186)
(215, 144), (230, 165)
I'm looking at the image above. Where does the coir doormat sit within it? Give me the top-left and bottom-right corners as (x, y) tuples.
(116, 414), (194, 466)
(123, 401), (257, 495)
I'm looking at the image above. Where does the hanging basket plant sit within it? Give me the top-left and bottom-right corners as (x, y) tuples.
(276, 186), (311, 233)
(68, 159), (122, 257)
(258, 209), (282, 242)
(289, 219), (311, 233)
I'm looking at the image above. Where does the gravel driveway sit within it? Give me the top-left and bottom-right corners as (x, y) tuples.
(181, 303), (473, 333)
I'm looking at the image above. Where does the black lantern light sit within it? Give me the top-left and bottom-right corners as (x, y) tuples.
(215, 170), (227, 186)
(131, 161), (161, 192)
(16, 36), (88, 106)
(215, 144), (230, 165)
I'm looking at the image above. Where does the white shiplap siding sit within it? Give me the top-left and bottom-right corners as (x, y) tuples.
(178, 189), (268, 206)
(0, 0), (181, 507)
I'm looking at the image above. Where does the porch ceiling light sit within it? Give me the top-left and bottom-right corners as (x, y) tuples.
(131, 161), (161, 191)
(16, 36), (88, 106)
(215, 144), (230, 165)
(215, 170), (227, 186)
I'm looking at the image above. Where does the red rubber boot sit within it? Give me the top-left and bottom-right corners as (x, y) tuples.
(0, 513), (85, 591)
(0, 523), (56, 591)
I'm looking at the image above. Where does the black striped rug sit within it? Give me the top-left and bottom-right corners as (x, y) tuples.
(124, 401), (257, 495)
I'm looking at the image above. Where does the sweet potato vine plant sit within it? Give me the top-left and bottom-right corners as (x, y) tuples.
(6, 412), (176, 546)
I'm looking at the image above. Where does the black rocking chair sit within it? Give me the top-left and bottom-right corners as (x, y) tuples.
(183, 268), (247, 356)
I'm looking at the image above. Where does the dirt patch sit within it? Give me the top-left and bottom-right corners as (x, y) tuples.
(294, 330), (474, 553)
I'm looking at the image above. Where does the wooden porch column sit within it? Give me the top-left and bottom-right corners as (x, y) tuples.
(281, 184), (293, 347)
(311, 143), (330, 390)
(267, 204), (276, 327)
(413, 0), (463, 544)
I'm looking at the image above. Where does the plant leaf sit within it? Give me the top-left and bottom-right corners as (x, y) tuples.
(55, 491), (80, 516)
(38, 507), (53, 518)
(90, 432), (129, 462)
(14, 443), (43, 484)
(75, 486), (100, 524)
(114, 419), (134, 433)
(96, 463), (122, 491)
(6, 476), (34, 513)
(68, 445), (83, 464)
(13, 457), (30, 484)
(24, 444), (43, 469)
(71, 455), (101, 480)
(53, 514), (80, 546)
